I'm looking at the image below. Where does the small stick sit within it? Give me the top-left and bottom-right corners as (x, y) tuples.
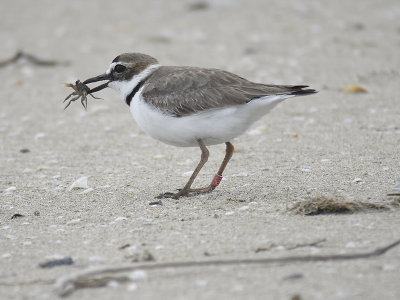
(1, 239), (399, 295)
(0, 50), (68, 68)
(55, 238), (400, 297)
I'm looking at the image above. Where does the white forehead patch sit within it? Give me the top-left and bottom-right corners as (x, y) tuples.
(105, 62), (117, 75)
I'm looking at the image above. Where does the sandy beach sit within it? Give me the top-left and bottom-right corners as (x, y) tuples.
(1, 0), (400, 299)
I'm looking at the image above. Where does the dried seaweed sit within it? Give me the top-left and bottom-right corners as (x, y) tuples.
(290, 196), (390, 216)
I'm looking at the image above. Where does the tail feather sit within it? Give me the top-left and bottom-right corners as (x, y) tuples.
(288, 85), (318, 96)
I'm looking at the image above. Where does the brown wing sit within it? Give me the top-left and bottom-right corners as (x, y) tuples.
(142, 66), (316, 117)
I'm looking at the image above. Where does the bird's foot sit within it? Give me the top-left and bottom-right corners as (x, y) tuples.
(156, 185), (215, 199)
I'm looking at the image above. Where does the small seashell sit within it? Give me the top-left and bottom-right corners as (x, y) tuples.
(68, 176), (89, 191)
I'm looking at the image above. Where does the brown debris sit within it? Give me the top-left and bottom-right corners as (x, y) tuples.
(290, 196), (390, 216)
(118, 243), (131, 250)
(126, 250), (155, 262)
(342, 84), (368, 93)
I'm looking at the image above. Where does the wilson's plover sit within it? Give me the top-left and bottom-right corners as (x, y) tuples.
(82, 53), (317, 199)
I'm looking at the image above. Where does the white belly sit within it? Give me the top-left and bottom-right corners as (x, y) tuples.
(131, 92), (292, 147)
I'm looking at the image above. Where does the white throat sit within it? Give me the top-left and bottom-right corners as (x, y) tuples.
(108, 64), (161, 100)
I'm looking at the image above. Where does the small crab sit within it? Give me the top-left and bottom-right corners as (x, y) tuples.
(63, 80), (102, 110)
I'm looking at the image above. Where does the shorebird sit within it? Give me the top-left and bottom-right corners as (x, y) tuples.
(82, 53), (317, 199)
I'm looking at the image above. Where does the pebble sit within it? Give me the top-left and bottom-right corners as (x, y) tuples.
(248, 129), (262, 135)
(66, 218), (81, 225)
(137, 216), (153, 222)
(382, 264), (396, 271)
(352, 178), (363, 183)
(129, 270), (148, 280)
(195, 279), (208, 287)
(127, 283), (138, 291)
(34, 132), (46, 139)
(107, 280), (120, 288)
(39, 257), (73, 268)
(88, 255), (105, 262)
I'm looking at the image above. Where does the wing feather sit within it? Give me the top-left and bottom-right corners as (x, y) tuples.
(141, 66), (316, 117)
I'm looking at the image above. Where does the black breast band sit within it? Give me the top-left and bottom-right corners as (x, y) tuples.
(125, 79), (147, 106)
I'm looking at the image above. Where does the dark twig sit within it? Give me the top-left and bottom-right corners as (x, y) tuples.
(1, 239), (399, 296)
(55, 238), (400, 297)
(0, 50), (68, 68)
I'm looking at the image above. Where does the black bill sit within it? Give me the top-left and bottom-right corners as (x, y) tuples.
(83, 73), (111, 93)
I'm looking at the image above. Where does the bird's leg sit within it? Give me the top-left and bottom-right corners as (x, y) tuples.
(156, 142), (235, 199)
(156, 139), (209, 199)
(187, 141), (234, 194)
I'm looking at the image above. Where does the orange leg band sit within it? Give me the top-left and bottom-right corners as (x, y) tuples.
(211, 174), (223, 187)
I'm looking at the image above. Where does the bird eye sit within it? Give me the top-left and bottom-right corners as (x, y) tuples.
(114, 64), (126, 73)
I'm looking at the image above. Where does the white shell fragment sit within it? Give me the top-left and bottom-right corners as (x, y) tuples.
(352, 178), (363, 184)
(5, 186), (16, 192)
(68, 176), (89, 191)
(77, 188), (94, 195)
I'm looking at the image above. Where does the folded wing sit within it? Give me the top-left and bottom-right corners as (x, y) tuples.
(142, 66), (316, 117)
